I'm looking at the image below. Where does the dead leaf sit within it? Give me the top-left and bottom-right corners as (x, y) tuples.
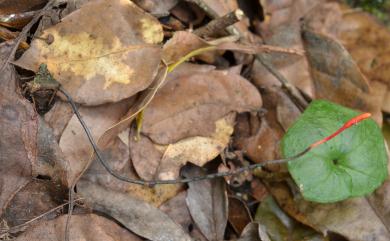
(0, 42), (37, 217)
(184, 164), (228, 241)
(156, 114), (235, 180)
(78, 180), (192, 241)
(302, 28), (387, 125)
(59, 98), (133, 185)
(44, 100), (73, 142)
(228, 196), (252, 235)
(35, 117), (69, 187)
(160, 191), (207, 241)
(1, 179), (62, 227)
(82, 136), (180, 207)
(142, 63), (262, 144)
(236, 222), (263, 241)
(255, 195), (325, 241)
(14, 0), (163, 105)
(14, 214), (142, 241)
(270, 181), (390, 241)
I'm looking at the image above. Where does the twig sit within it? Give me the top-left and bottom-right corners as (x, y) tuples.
(193, 9), (244, 37)
(0, 0), (56, 74)
(0, 198), (82, 236)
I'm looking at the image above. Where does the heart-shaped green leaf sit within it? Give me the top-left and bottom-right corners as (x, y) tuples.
(281, 100), (388, 203)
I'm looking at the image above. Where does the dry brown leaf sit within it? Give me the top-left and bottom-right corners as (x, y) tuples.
(252, 0), (317, 97)
(35, 117), (69, 187)
(336, 5), (390, 113)
(83, 136), (180, 207)
(44, 100), (73, 142)
(184, 165), (228, 241)
(270, 181), (390, 241)
(59, 98), (133, 185)
(14, 0), (163, 105)
(1, 179), (61, 227)
(228, 196), (252, 235)
(130, 114), (234, 181)
(237, 222), (263, 241)
(142, 63), (262, 144)
(78, 180), (192, 241)
(156, 114), (235, 180)
(160, 191), (207, 241)
(0, 42), (37, 217)
(303, 28), (387, 125)
(14, 214), (142, 241)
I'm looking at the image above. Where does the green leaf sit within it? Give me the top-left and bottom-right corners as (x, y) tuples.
(281, 100), (388, 203)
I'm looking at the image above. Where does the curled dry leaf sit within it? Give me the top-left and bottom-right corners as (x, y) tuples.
(142, 63), (262, 144)
(14, 214), (142, 241)
(270, 181), (390, 241)
(0, 42), (37, 217)
(133, 0), (178, 17)
(14, 0), (163, 105)
(185, 165), (228, 241)
(83, 136), (180, 207)
(302, 27), (386, 125)
(131, 114), (235, 181)
(35, 117), (69, 187)
(78, 180), (192, 241)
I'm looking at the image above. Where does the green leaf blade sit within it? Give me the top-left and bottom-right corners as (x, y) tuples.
(282, 100), (388, 203)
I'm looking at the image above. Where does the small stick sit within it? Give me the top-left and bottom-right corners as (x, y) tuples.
(193, 9), (244, 37)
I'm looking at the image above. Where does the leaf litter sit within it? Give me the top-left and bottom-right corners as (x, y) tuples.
(1, 0), (390, 240)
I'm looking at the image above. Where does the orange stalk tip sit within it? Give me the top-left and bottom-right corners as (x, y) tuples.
(309, 112), (372, 149)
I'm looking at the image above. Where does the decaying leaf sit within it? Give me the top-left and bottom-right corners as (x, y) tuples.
(14, 0), (163, 105)
(228, 196), (252, 235)
(14, 214), (142, 241)
(142, 63), (262, 144)
(78, 180), (192, 241)
(59, 98), (133, 185)
(270, 181), (390, 241)
(0, 42), (37, 217)
(303, 27), (386, 125)
(185, 165), (228, 241)
(255, 195), (325, 241)
(83, 136), (180, 207)
(1, 179), (62, 227)
(160, 191), (207, 241)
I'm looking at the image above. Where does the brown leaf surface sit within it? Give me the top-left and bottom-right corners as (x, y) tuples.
(160, 191), (207, 241)
(228, 196), (252, 235)
(185, 165), (228, 241)
(303, 28), (387, 125)
(142, 63), (262, 144)
(14, 214), (142, 241)
(253, 0), (318, 97)
(59, 98), (133, 185)
(14, 0), (163, 105)
(78, 180), (192, 241)
(1, 179), (62, 227)
(133, 0), (178, 17)
(0, 42), (37, 217)
(270, 181), (390, 241)
(44, 100), (73, 141)
(35, 117), (69, 187)
(82, 136), (180, 207)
